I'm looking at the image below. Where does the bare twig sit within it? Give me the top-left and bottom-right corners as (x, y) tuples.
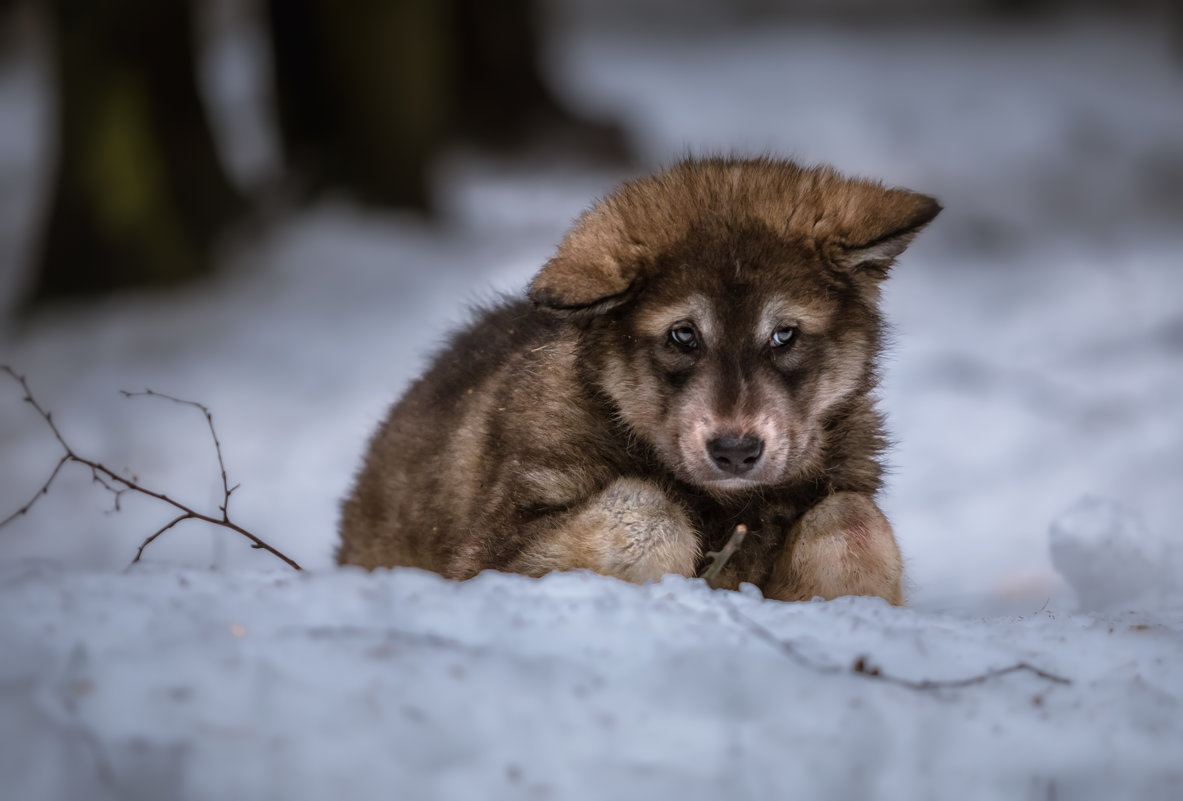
(0, 453), (69, 528)
(699, 523), (749, 584)
(850, 654), (1071, 689)
(132, 513), (197, 564)
(1, 366), (301, 571)
(722, 597), (1071, 693)
(121, 389), (237, 518)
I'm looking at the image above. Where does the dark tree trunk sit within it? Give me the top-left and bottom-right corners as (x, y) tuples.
(267, 0), (454, 209)
(453, 0), (629, 161)
(266, 0), (629, 210)
(453, 0), (555, 146)
(31, 0), (242, 304)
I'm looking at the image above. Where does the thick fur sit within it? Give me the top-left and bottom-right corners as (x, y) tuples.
(338, 157), (940, 604)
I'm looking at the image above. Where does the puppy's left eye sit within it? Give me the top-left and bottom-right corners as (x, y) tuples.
(669, 325), (699, 350)
(770, 326), (797, 348)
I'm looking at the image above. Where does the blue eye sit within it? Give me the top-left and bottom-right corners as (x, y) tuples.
(770, 326), (797, 348)
(669, 325), (698, 350)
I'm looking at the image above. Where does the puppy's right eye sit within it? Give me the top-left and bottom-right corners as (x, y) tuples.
(669, 325), (698, 351)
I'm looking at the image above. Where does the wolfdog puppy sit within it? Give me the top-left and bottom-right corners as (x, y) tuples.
(338, 157), (940, 604)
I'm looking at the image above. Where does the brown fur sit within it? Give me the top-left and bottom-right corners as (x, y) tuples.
(338, 156), (940, 604)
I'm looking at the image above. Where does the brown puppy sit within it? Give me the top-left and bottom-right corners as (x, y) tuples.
(338, 157), (940, 604)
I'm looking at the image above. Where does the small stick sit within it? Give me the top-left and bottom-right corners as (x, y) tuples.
(121, 389), (237, 519)
(724, 599), (1071, 693)
(1, 366), (301, 571)
(699, 523), (748, 584)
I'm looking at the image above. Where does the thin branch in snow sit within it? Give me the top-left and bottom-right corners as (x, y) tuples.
(720, 599), (844, 675)
(0, 365), (302, 571)
(699, 524), (748, 584)
(0, 453), (69, 528)
(133, 513), (198, 564)
(849, 653), (1071, 690)
(723, 597), (1071, 692)
(121, 389), (237, 518)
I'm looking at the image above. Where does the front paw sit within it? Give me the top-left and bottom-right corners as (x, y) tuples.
(511, 478), (701, 583)
(766, 492), (904, 605)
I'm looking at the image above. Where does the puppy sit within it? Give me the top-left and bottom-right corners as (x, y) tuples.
(337, 157), (940, 604)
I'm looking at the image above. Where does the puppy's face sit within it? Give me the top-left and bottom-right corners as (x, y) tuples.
(529, 158), (939, 494)
(597, 226), (879, 493)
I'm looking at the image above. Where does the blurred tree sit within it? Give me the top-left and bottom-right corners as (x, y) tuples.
(267, 0), (629, 209)
(267, 0), (454, 208)
(26, 0), (629, 306)
(451, 0), (627, 156)
(31, 0), (242, 304)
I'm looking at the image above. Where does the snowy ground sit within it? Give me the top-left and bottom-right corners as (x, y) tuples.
(1, 9), (1182, 800)
(3, 565), (1181, 801)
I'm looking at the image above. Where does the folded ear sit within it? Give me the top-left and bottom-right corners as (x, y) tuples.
(833, 188), (941, 276)
(529, 204), (646, 312)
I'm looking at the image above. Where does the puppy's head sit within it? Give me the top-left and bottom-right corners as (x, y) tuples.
(530, 157), (940, 493)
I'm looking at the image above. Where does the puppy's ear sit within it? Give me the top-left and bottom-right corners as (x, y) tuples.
(529, 205), (645, 312)
(833, 188), (941, 277)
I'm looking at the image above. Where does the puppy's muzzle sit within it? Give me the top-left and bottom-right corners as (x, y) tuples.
(706, 435), (764, 475)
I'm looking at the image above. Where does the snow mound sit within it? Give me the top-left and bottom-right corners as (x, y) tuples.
(1, 563), (1181, 800)
(1049, 496), (1175, 612)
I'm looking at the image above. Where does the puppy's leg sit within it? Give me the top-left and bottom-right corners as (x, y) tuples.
(765, 492), (904, 605)
(511, 478), (700, 583)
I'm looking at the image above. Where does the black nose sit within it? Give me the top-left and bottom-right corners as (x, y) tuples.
(707, 435), (764, 475)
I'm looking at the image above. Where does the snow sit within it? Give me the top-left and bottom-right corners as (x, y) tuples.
(1, 8), (1182, 799)
(1049, 496), (1179, 613)
(3, 565), (1181, 800)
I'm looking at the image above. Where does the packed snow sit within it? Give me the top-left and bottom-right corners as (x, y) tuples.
(1, 7), (1182, 799)
(3, 565), (1181, 800)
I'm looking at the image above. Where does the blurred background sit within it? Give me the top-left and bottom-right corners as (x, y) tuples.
(0, 0), (1180, 611)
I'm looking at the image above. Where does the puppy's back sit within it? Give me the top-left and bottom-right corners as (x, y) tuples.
(337, 299), (558, 571)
